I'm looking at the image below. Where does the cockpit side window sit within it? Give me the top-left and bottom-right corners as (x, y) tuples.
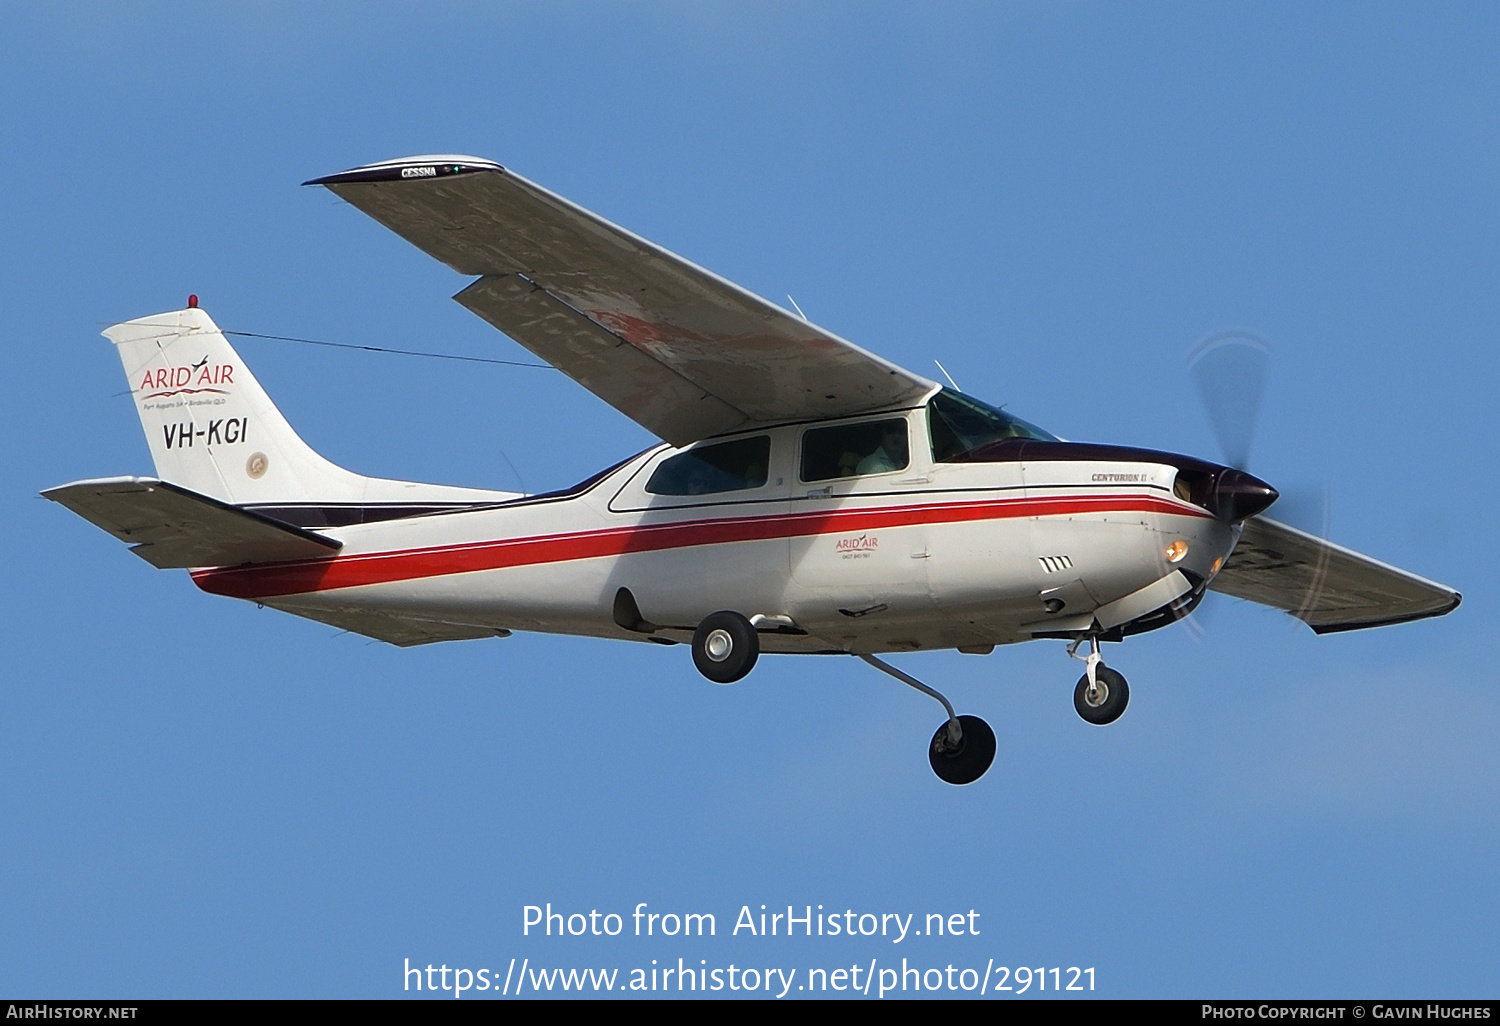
(645, 436), (771, 496)
(927, 388), (1058, 461)
(801, 419), (910, 482)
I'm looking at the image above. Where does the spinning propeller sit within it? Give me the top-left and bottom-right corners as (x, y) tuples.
(1186, 331), (1332, 630)
(1188, 330), (1270, 473)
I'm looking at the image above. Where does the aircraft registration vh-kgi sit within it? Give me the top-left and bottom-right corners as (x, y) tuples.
(47, 155), (1461, 784)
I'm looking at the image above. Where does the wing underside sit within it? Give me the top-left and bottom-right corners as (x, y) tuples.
(308, 156), (936, 445)
(261, 599), (512, 647)
(1210, 516), (1460, 633)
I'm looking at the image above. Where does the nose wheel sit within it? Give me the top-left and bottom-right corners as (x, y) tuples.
(1074, 665), (1129, 724)
(1067, 636), (1130, 725)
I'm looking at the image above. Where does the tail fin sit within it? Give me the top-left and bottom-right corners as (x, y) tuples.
(107, 307), (517, 509)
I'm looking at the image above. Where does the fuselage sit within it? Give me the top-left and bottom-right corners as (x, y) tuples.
(190, 391), (1257, 656)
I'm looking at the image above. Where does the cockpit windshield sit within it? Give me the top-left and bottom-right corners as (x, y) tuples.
(927, 388), (1058, 461)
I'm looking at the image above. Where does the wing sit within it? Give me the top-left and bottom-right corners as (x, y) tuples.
(44, 477), (341, 569)
(259, 600), (512, 648)
(1209, 516), (1460, 633)
(306, 155), (937, 446)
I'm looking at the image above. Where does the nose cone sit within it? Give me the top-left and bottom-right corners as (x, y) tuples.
(1212, 468), (1279, 523)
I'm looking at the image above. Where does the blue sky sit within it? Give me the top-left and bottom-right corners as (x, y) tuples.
(3, 2), (1495, 999)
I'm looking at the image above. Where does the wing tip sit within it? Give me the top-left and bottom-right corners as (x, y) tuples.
(304, 155), (504, 187)
(1308, 590), (1462, 634)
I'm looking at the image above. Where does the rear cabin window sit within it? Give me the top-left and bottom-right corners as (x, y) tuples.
(645, 436), (771, 496)
(801, 419), (910, 482)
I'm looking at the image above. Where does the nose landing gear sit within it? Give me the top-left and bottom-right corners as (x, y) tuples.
(1067, 635), (1130, 725)
(1074, 666), (1129, 724)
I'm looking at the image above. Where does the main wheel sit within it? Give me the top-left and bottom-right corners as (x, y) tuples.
(691, 611), (759, 684)
(928, 714), (996, 785)
(1074, 665), (1129, 725)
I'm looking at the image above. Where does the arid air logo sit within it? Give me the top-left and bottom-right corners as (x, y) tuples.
(139, 358), (235, 399)
(835, 533), (879, 558)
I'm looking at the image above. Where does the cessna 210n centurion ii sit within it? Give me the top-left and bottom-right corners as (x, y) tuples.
(46, 155), (1460, 784)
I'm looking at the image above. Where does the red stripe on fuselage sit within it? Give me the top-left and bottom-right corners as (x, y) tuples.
(191, 493), (1205, 599)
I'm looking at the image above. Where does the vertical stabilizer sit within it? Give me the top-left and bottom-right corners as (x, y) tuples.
(106, 307), (518, 509)
(107, 307), (371, 504)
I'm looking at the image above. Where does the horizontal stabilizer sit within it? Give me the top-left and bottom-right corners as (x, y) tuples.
(1210, 516), (1460, 633)
(43, 477), (341, 569)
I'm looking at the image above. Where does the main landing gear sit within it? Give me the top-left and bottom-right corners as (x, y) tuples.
(691, 611), (759, 684)
(687, 608), (996, 785)
(857, 654), (996, 786)
(1067, 635), (1130, 725)
(686, 611), (1128, 784)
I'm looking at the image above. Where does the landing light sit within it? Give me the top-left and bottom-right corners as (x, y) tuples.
(1165, 539), (1189, 563)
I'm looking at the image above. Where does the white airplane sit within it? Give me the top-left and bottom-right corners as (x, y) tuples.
(46, 155), (1460, 784)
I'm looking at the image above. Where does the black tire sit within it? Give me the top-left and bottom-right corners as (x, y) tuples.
(1074, 665), (1129, 725)
(928, 714), (996, 785)
(691, 611), (759, 684)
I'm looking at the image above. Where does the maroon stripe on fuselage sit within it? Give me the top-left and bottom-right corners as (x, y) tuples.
(191, 493), (1205, 599)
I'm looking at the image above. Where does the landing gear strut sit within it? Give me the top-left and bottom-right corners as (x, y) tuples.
(1067, 636), (1130, 725)
(857, 654), (996, 785)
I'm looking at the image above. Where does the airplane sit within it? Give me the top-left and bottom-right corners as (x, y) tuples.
(45, 155), (1461, 785)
